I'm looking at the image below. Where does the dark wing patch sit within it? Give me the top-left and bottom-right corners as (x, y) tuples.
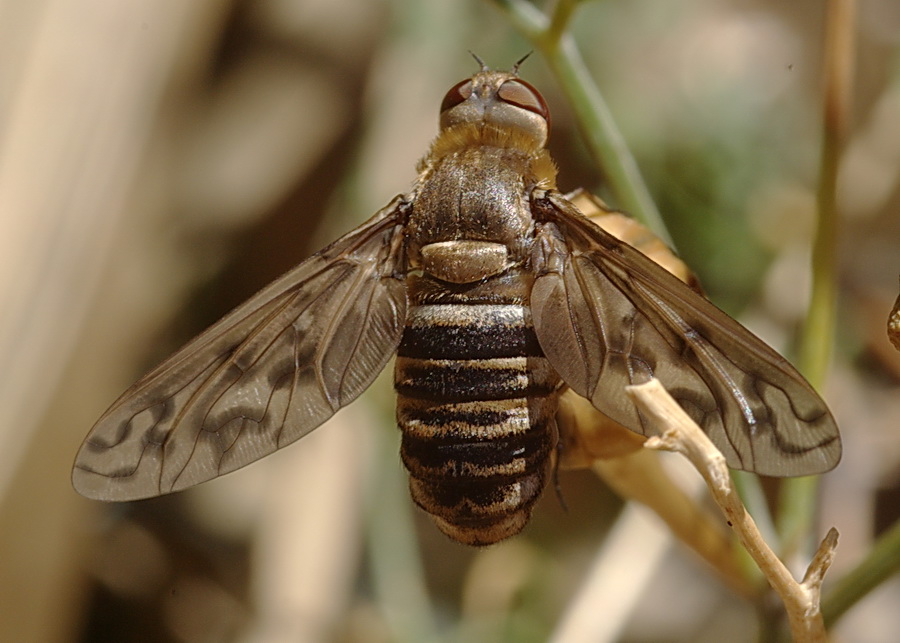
(530, 191), (840, 476)
(73, 198), (408, 500)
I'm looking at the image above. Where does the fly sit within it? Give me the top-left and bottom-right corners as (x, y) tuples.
(73, 57), (841, 546)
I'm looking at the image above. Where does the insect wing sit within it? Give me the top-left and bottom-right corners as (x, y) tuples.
(73, 198), (408, 500)
(530, 192), (840, 476)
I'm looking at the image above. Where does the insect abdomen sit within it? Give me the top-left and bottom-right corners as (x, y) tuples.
(394, 271), (560, 546)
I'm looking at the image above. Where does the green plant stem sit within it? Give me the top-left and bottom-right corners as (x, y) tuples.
(489, 0), (672, 245)
(798, 0), (855, 386)
(821, 519), (900, 626)
(546, 0), (578, 44)
(778, 0), (855, 558)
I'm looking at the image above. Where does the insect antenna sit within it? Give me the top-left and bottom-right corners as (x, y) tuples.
(468, 50), (489, 72)
(511, 51), (533, 75)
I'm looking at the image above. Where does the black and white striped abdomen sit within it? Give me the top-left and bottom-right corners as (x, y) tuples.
(394, 275), (561, 546)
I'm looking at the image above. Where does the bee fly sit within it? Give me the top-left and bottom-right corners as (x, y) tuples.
(73, 57), (841, 546)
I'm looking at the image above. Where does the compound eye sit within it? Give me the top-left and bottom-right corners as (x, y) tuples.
(440, 79), (473, 114)
(497, 78), (550, 125)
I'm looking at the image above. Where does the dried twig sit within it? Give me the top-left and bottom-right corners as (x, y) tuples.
(627, 379), (839, 643)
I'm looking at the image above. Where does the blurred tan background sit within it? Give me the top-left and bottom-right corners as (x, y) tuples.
(1, 0), (899, 641)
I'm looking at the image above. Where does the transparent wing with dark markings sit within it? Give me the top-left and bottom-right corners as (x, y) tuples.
(73, 198), (408, 500)
(530, 191), (840, 476)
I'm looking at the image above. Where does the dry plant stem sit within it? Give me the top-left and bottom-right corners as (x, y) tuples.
(549, 501), (676, 643)
(558, 392), (750, 594)
(627, 380), (839, 643)
(592, 452), (752, 597)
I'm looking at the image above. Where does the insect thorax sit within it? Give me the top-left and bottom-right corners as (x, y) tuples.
(407, 125), (557, 264)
